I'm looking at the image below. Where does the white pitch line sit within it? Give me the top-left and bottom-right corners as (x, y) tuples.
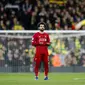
(73, 78), (85, 80)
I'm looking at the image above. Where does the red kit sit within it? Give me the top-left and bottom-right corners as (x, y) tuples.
(32, 32), (50, 76)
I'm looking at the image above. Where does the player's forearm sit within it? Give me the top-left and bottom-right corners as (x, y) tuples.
(38, 42), (49, 46)
(32, 42), (39, 46)
(32, 42), (51, 46)
(39, 42), (50, 46)
(46, 42), (50, 46)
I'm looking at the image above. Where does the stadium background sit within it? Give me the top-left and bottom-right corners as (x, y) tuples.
(0, 31), (85, 72)
(0, 0), (85, 85)
(0, 0), (85, 30)
(0, 0), (85, 72)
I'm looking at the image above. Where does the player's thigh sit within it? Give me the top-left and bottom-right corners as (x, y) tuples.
(34, 54), (42, 65)
(43, 55), (48, 63)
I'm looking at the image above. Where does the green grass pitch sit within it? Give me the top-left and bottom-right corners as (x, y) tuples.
(0, 73), (85, 85)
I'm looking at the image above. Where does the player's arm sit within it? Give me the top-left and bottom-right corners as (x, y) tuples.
(32, 34), (38, 46)
(46, 34), (50, 46)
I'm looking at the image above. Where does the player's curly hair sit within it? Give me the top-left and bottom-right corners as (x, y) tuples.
(37, 22), (47, 29)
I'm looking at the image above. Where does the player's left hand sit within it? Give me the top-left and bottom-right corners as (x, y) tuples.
(46, 42), (50, 46)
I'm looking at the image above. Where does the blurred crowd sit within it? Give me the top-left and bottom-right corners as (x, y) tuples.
(48, 34), (85, 67)
(0, 0), (85, 30)
(0, 37), (32, 69)
(0, 33), (85, 68)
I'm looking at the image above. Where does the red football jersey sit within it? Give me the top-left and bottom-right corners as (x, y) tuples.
(32, 32), (50, 55)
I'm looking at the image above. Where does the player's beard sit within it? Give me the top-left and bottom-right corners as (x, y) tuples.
(40, 28), (44, 32)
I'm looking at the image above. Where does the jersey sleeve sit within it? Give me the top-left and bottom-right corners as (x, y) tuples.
(32, 33), (38, 46)
(46, 33), (50, 46)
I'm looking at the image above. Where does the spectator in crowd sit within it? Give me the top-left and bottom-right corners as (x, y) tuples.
(12, 17), (24, 30)
(78, 53), (85, 66)
(21, 0), (32, 30)
(23, 49), (30, 66)
(7, 50), (13, 66)
(64, 51), (77, 66)
(0, 44), (5, 60)
(82, 55), (85, 67)
(22, 49), (30, 71)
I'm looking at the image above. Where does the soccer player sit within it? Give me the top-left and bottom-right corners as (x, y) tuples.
(32, 22), (50, 80)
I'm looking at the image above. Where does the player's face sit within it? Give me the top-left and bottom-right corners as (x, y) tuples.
(39, 24), (45, 32)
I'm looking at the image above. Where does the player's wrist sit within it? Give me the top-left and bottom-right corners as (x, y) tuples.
(46, 42), (50, 45)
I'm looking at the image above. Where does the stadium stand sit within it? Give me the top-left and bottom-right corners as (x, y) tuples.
(0, 0), (85, 30)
